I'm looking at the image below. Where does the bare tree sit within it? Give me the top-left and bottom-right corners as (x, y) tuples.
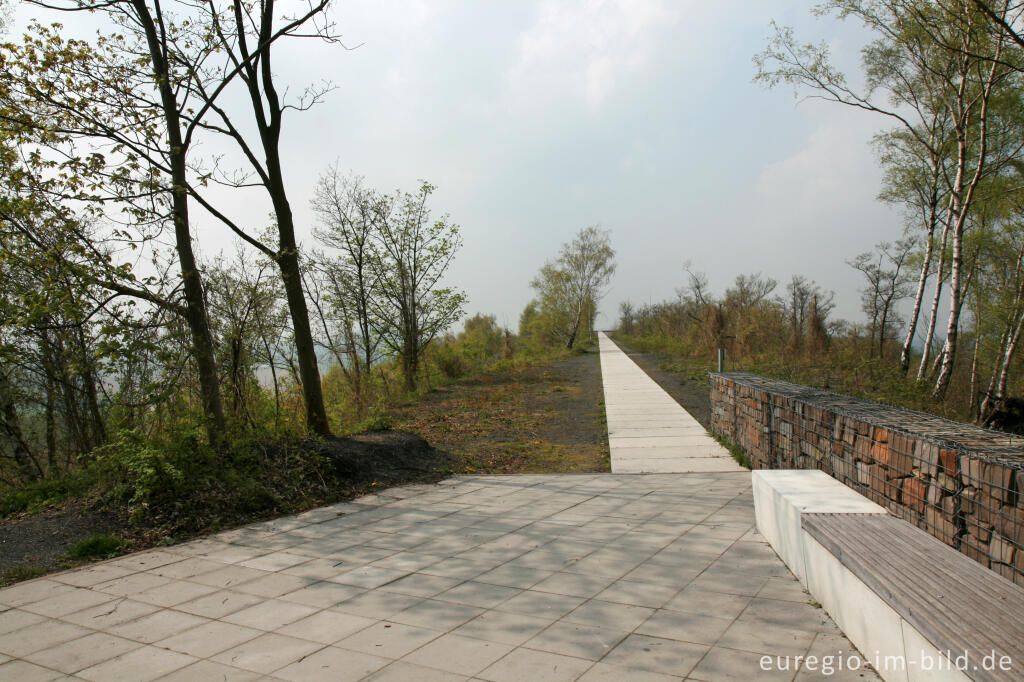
(783, 276), (835, 351)
(850, 240), (915, 358)
(311, 168), (384, 403)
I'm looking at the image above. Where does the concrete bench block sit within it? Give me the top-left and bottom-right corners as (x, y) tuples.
(752, 470), (886, 584)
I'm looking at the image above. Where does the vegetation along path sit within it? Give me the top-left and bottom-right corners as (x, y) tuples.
(0, 346), (882, 680)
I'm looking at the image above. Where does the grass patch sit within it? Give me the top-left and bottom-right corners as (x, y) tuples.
(711, 433), (751, 469)
(65, 534), (128, 561)
(455, 441), (609, 474)
(0, 565), (46, 587)
(347, 413), (395, 435)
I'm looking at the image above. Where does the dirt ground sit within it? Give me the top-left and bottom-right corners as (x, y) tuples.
(608, 337), (714, 430)
(0, 502), (120, 575)
(393, 348), (609, 474)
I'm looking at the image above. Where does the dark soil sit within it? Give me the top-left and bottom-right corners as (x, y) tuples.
(0, 431), (448, 583)
(317, 430), (447, 482)
(0, 502), (120, 574)
(393, 348), (609, 473)
(608, 336), (714, 429)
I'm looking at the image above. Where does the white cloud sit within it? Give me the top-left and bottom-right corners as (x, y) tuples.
(507, 0), (681, 110)
(754, 113), (880, 221)
(739, 107), (903, 320)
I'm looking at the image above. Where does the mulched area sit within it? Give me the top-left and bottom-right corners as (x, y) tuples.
(609, 338), (714, 429)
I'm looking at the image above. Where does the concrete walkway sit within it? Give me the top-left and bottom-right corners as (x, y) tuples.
(0, 344), (877, 681)
(599, 333), (744, 474)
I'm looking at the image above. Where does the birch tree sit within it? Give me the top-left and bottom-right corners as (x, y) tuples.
(530, 226), (616, 349)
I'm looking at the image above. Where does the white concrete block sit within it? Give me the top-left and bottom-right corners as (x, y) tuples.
(901, 622), (971, 682)
(751, 470), (886, 585)
(803, 534), (909, 682)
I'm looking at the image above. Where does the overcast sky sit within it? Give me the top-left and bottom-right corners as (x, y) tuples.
(13, 0), (905, 331)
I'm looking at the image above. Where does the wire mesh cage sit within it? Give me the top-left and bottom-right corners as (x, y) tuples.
(711, 372), (1024, 586)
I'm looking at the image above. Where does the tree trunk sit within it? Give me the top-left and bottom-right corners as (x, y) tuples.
(401, 345), (418, 393)
(932, 46), (997, 400)
(45, 374), (57, 473)
(932, 221), (965, 399)
(276, 246), (331, 436)
(878, 306), (888, 360)
(0, 367), (41, 483)
(75, 323), (106, 448)
(918, 221), (951, 381)
(132, 0), (226, 443)
(981, 312), (1024, 423)
(901, 229), (933, 371)
(566, 300), (583, 349)
(969, 335), (980, 417)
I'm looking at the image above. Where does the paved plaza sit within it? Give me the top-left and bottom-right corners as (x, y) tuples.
(0, 475), (873, 681)
(0, 338), (876, 681)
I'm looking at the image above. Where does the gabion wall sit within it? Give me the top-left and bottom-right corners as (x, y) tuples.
(710, 372), (1024, 586)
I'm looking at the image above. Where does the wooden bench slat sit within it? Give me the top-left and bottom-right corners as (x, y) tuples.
(879, 519), (1024, 628)
(807, 522), (1018, 682)
(826, 520), (1023, 655)
(803, 513), (1024, 682)
(817, 521), (1020, 659)
(808, 516), (1024, 643)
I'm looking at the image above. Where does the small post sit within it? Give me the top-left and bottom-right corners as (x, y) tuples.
(717, 347), (726, 373)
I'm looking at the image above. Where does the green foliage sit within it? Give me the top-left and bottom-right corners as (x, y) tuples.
(0, 566), (46, 587)
(65, 534), (126, 560)
(89, 429), (188, 522)
(0, 472), (94, 517)
(431, 314), (508, 380)
(433, 342), (470, 379)
(352, 413), (395, 433)
(527, 226), (615, 349)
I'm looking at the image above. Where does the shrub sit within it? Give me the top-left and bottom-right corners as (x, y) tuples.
(89, 428), (187, 522)
(66, 534), (127, 560)
(433, 341), (469, 379)
(0, 472), (94, 517)
(354, 413), (395, 432)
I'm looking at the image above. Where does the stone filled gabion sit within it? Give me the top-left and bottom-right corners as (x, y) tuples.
(710, 372), (1024, 587)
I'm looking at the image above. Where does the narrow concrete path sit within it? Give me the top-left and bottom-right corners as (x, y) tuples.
(598, 333), (745, 474)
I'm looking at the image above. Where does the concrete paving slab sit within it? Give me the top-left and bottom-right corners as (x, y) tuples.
(598, 333), (743, 474)
(1, 348), (883, 682)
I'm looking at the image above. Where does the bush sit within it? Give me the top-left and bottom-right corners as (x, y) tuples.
(433, 342), (469, 379)
(89, 428), (188, 522)
(0, 472), (94, 517)
(354, 413), (395, 432)
(66, 534), (127, 560)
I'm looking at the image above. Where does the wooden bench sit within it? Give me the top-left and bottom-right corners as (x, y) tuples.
(802, 513), (1024, 682)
